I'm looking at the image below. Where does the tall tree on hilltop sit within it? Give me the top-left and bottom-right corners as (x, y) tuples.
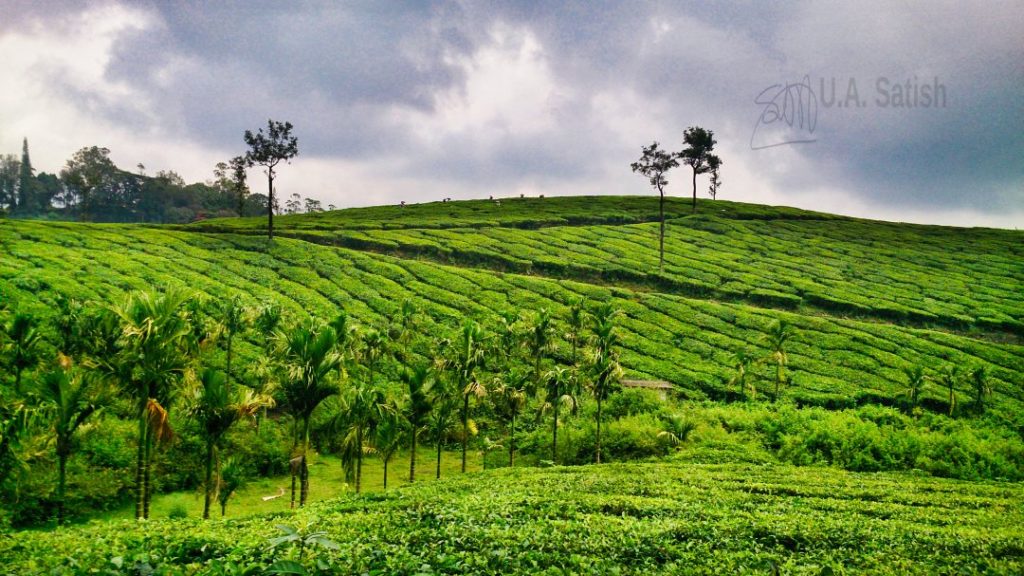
(244, 120), (298, 239)
(631, 142), (678, 269)
(17, 138), (40, 213)
(229, 155), (250, 216)
(678, 127), (721, 213)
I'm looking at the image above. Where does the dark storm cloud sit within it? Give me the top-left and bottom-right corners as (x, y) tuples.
(6, 1), (1021, 221)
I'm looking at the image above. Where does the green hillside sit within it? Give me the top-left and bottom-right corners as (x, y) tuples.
(4, 462), (1023, 574)
(3, 207), (1023, 412)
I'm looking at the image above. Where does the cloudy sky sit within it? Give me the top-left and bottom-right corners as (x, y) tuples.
(1, 1), (1021, 227)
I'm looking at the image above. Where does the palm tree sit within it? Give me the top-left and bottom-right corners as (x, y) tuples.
(727, 349), (754, 400)
(279, 322), (343, 506)
(338, 382), (389, 493)
(939, 365), (961, 417)
(589, 304), (623, 464)
(970, 366), (992, 414)
(250, 302), (283, 433)
(109, 290), (195, 520)
(902, 365), (928, 412)
(449, 320), (487, 473)
(217, 457), (245, 517)
(373, 409), (404, 490)
(492, 370), (528, 466)
(53, 295), (85, 357)
(401, 363), (433, 483)
(495, 310), (523, 365)
(428, 372), (458, 480)
(3, 311), (43, 393)
(566, 297), (587, 369)
(543, 366), (576, 465)
(526, 310), (556, 396)
(762, 320), (795, 402)
(388, 299), (420, 364)
(35, 359), (107, 525)
(213, 295), (249, 388)
(187, 367), (269, 519)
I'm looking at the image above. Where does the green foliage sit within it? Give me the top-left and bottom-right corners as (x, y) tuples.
(4, 461), (1022, 574)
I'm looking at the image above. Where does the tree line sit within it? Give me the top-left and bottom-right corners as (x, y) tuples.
(0, 121), (318, 225)
(0, 292), (627, 524)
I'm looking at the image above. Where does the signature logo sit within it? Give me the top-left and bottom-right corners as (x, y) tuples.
(750, 75), (818, 150)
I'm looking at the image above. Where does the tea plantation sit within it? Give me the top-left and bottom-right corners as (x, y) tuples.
(3, 462), (1022, 574)
(1, 195), (1023, 573)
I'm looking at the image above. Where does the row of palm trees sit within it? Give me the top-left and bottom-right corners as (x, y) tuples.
(0, 291), (626, 524)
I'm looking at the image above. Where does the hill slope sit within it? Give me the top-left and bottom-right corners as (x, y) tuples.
(2, 214), (1023, 412)
(2, 197), (1023, 412)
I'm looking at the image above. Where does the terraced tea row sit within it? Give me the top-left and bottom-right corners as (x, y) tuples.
(4, 462), (1021, 574)
(2, 220), (1022, 412)
(266, 213), (1024, 337)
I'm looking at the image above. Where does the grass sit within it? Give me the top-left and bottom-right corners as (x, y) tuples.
(87, 449), (481, 524)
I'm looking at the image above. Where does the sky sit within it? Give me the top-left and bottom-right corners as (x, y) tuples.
(1, 1), (1021, 228)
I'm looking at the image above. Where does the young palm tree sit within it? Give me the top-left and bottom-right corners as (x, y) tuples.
(970, 366), (992, 414)
(449, 320), (487, 473)
(428, 373), (458, 480)
(217, 457), (245, 517)
(495, 310), (523, 365)
(373, 409), (404, 490)
(187, 367), (269, 519)
(492, 371), (528, 467)
(279, 322), (343, 506)
(589, 304), (623, 464)
(213, 295), (249, 388)
(35, 359), (107, 525)
(762, 320), (795, 402)
(109, 290), (195, 520)
(902, 365), (928, 412)
(3, 311), (43, 393)
(543, 366), (576, 465)
(338, 382), (389, 493)
(526, 310), (556, 396)
(53, 295), (85, 357)
(401, 363), (433, 483)
(727, 349), (754, 400)
(388, 299), (420, 365)
(939, 365), (961, 417)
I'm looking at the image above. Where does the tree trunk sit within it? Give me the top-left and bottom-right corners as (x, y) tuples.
(226, 334), (233, 389)
(461, 394), (469, 473)
(143, 433), (154, 519)
(691, 167), (697, 213)
(57, 449), (68, 526)
(409, 430), (417, 483)
(509, 411), (516, 467)
(355, 427), (363, 494)
(658, 188), (665, 270)
(267, 172), (274, 240)
(134, 413), (146, 520)
(203, 439), (214, 520)
(435, 437), (442, 479)
(551, 395), (559, 465)
(596, 396), (603, 464)
(383, 458), (389, 491)
(221, 501), (226, 517)
(299, 418), (311, 506)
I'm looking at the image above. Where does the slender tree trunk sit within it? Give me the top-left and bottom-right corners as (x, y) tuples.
(267, 172), (274, 240)
(691, 167), (697, 213)
(596, 396), (603, 464)
(435, 437), (442, 479)
(226, 334), (233, 388)
(134, 412), (147, 520)
(143, 434), (154, 519)
(57, 449), (67, 526)
(299, 419), (311, 506)
(221, 501), (226, 517)
(551, 397), (559, 465)
(203, 439), (214, 520)
(658, 187), (665, 270)
(289, 419), (298, 509)
(355, 427), (363, 494)
(383, 458), (389, 491)
(409, 430), (417, 483)
(509, 411), (516, 467)
(461, 394), (469, 473)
